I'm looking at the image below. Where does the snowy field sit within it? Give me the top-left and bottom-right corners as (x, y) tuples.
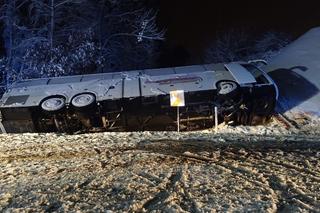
(0, 117), (319, 212)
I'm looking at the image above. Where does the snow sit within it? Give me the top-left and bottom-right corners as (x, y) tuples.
(0, 126), (319, 212)
(264, 27), (320, 118)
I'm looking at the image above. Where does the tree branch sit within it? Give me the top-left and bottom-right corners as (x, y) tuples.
(54, 0), (82, 8)
(16, 0), (30, 9)
(103, 32), (164, 49)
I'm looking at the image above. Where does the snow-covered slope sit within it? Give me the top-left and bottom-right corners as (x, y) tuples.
(265, 27), (320, 117)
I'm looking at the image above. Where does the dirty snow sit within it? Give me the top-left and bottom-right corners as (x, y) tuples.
(0, 118), (319, 212)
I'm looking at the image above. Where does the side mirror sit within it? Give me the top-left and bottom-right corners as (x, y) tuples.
(248, 59), (268, 66)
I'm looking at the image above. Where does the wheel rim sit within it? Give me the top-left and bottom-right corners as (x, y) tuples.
(218, 81), (237, 95)
(41, 97), (65, 112)
(71, 93), (95, 108)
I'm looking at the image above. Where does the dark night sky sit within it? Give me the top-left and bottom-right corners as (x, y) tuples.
(156, 1), (320, 66)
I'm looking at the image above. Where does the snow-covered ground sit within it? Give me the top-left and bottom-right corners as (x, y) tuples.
(265, 27), (320, 118)
(0, 120), (319, 212)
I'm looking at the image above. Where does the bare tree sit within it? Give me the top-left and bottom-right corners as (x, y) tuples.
(0, 0), (33, 85)
(204, 29), (291, 64)
(254, 31), (291, 61)
(63, 0), (165, 72)
(28, 0), (85, 51)
(204, 29), (254, 63)
(0, 0), (165, 82)
(99, 8), (165, 71)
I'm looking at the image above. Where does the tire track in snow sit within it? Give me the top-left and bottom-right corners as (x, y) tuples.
(0, 133), (319, 212)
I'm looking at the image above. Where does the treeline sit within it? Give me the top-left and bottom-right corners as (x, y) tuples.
(0, 0), (293, 90)
(204, 29), (292, 64)
(0, 0), (164, 86)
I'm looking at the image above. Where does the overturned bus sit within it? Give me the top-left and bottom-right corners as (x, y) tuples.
(0, 61), (278, 133)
